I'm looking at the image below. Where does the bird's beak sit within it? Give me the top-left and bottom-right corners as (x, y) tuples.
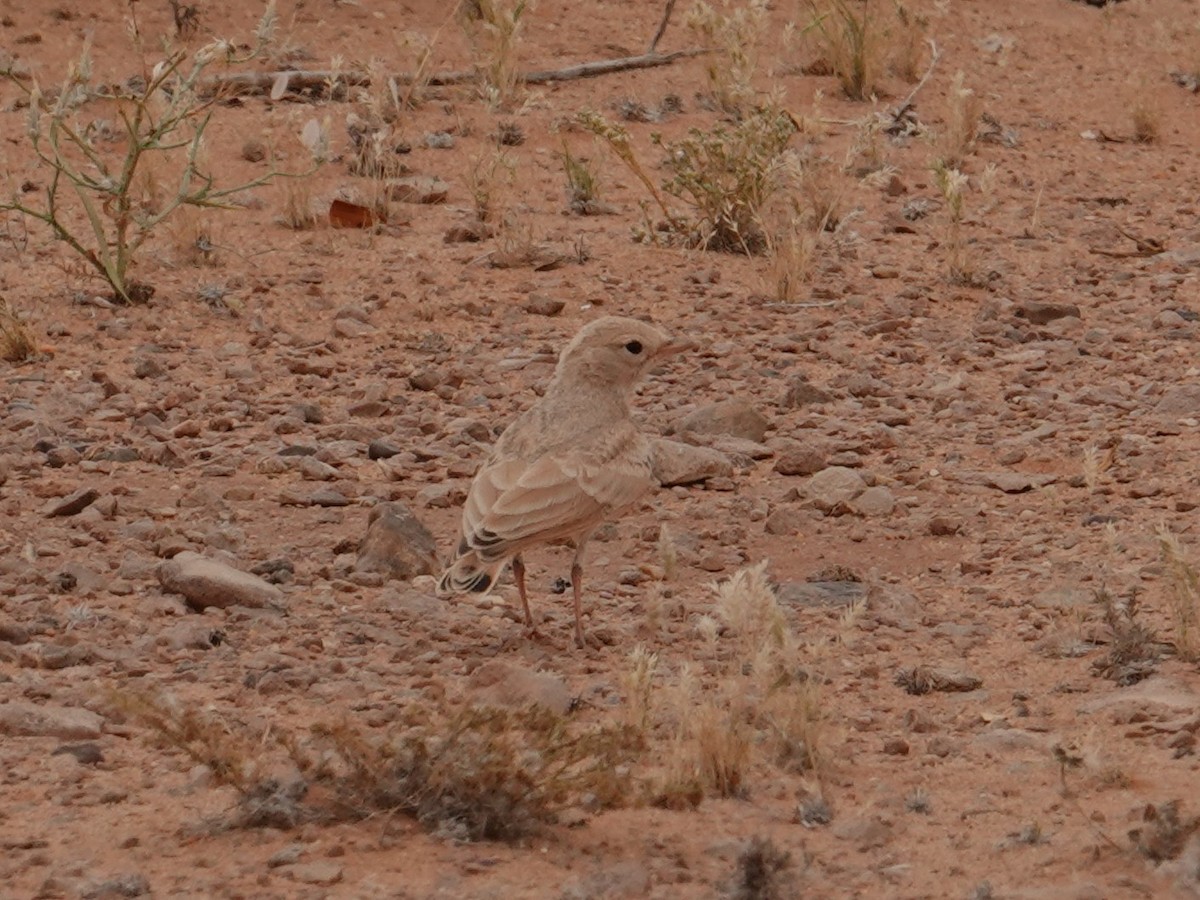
(657, 336), (696, 357)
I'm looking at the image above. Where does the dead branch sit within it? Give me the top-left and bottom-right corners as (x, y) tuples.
(202, 48), (704, 98)
(648, 0), (678, 54)
(885, 39), (941, 126)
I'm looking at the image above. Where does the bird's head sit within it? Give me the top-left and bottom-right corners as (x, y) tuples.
(555, 316), (692, 390)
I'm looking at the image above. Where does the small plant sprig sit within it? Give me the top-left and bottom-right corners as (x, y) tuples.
(0, 297), (38, 362)
(0, 2), (307, 304)
(805, 0), (885, 101)
(686, 0), (769, 113)
(1157, 526), (1200, 660)
(935, 71), (982, 168)
(654, 106), (798, 254)
(560, 141), (606, 215)
(577, 111), (680, 234)
(932, 160), (985, 285)
(460, 0), (530, 109)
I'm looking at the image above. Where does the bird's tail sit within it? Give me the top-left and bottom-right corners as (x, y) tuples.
(436, 550), (504, 598)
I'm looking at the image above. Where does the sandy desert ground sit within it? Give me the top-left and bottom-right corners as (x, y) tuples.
(2, 0), (1200, 897)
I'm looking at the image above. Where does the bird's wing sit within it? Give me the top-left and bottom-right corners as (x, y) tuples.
(457, 426), (653, 562)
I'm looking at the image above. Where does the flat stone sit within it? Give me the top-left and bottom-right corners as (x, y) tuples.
(764, 507), (806, 535)
(285, 862), (344, 886)
(0, 703), (104, 740)
(1016, 300), (1081, 325)
(44, 487), (100, 517)
(525, 293), (565, 316)
(355, 502), (440, 580)
(386, 175), (448, 204)
(780, 375), (834, 409)
(777, 580), (867, 608)
(806, 466), (867, 511)
(852, 485), (895, 517)
(677, 400), (769, 442)
(772, 439), (827, 476)
(158, 552), (284, 610)
(467, 661), (573, 715)
(1156, 384), (1200, 417)
(650, 439), (733, 487)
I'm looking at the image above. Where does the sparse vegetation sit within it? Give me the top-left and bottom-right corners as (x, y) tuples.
(804, 0), (888, 101)
(0, 297), (37, 362)
(1157, 526), (1200, 660)
(0, 4), (290, 304)
(1091, 586), (1161, 685)
(651, 563), (832, 804)
(653, 106), (799, 253)
(686, 0), (769, 113)
(935, 71), (983, 168)
(931, 160), (986, 286)
(728, 835), (795, 900)
(460, 0), (530, 108)
(1131, 93), (1161, 144)
(466, 147), (515, 226)
(890, 2), (930, 82)
(116, 689), (643, 841)
(560, 142), (607, 215)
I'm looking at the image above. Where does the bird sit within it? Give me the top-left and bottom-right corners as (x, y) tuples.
(437, 316), (692, 647)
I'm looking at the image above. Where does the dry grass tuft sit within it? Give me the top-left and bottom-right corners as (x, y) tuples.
(0, 298), (38, 362)
(804, 0), (888, 101)
(560, 142), (608, 215)
(116, 689), (643, 841)
(460, 0), (530, 108)
(935, 71), (983, 168)
(655, 106), (799, 254)
(1157, 526), (1200, 660)
(1091, 586), (1161, 684)
(466, 148), (515, 226)
(728, 835), (795, 899)
(277, 177), (318, 230)
(648, 562), (833, 805)
(687, 0), (769, 113)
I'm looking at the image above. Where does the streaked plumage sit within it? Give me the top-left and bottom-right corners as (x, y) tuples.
(437, 316), (691, 646)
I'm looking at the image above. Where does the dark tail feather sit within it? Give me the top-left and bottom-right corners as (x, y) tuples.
(437, 552), (501, 598)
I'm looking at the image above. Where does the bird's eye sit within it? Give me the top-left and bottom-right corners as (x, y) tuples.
(625, 340), (644, 355)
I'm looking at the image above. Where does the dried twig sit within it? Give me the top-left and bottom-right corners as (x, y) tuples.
(1090, 223), (1166, 258)
(203, 48), (704, 97)
(648, 0), (678, 53)
(884, 39), (940, 129)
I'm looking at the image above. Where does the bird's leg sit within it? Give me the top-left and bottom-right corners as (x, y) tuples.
(570, 560), (585, 648)
(569, 540), (591, 648)
(511, 554), (535, 632)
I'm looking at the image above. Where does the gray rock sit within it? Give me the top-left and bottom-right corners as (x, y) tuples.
(525, 293), (565, 316)
(1016, 300), (1081, 325)
(778, 580), (867, 608)
(677, 399), (769, 442)
(295, 456), (339, 481)
(355, 503), (440, 581)
(158, 552), (284, 610)
(467, 660), (573, 715)
(852, 485), (895, 517)
(1155, 384), (1200, 417)
(44, 487), (100, 517)
(984, 472), (1039, 494)
(0, 702), (104, 739)
(387, 175), (449, 204)
(1078, 676), (1198, 718)
(772, 439), (827, 476)
(764, 507), (806, 535)
(284, 862), (344, 886)
(650, 439), (733, 486)
(780, 375), (833, 409)
(806, 466), (867, 511)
